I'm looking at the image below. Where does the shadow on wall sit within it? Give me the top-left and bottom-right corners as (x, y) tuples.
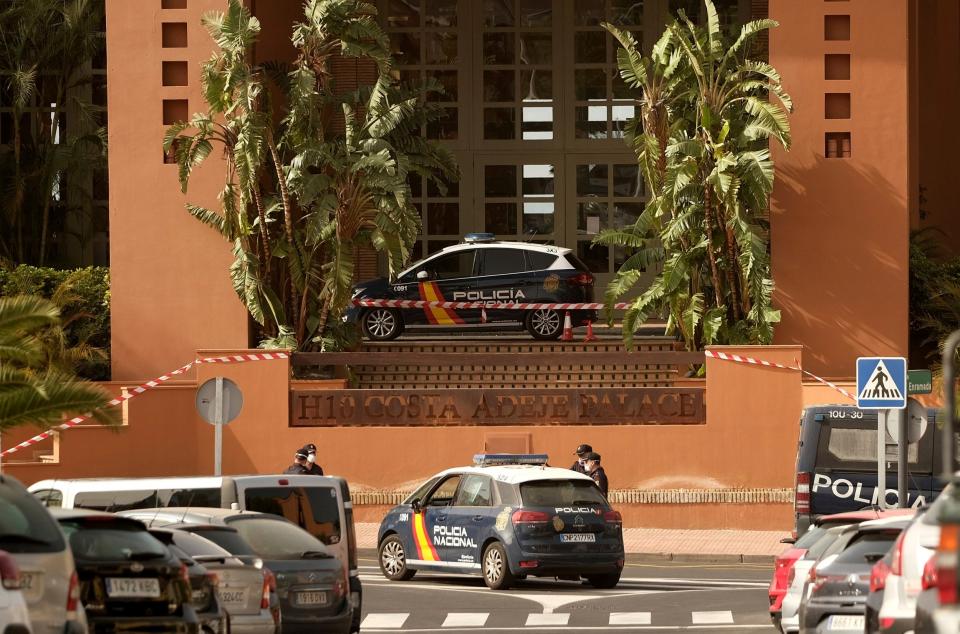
(772, 155), (908, 375)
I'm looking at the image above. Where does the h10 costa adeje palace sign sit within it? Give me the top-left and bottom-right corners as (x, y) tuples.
(290, 387), (706, 426)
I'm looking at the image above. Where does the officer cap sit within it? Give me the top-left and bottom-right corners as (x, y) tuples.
(575, 444), (593, 456)
(583, 452), (601, 462)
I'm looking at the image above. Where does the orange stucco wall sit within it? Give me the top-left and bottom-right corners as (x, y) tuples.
(769, 0), (911, 377)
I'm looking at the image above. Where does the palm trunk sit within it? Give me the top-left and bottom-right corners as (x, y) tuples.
(13, 109), (23, 262)
(315, 297), (332, 343)
(722, 221), (742, 321)
(267, 136), (301, 328)
(39, 85), (65, 266)
(702, 184), (724, 309)
(250, 185), (271, 280)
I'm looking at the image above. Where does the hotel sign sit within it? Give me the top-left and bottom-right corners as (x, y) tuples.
(290, 388), (706, 427)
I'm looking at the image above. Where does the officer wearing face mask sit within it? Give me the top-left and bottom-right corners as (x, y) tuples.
(570, 443), (592, 474)
(283, 447), (310, 475)
(302, 443), (324, 476)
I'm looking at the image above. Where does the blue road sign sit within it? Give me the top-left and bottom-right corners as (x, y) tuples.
(856, 357), (907, 410)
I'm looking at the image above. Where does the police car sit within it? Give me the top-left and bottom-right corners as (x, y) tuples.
(346, 234), (597, 340)
(376, 454), (624, 590)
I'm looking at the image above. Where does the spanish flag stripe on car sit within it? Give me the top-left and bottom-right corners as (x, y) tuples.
(413, 512), (439, 561)
(420, 282), (464, 325)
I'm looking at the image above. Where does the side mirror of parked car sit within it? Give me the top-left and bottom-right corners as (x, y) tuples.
(416, 270), (429, 281)
(411, 498), (422, 513)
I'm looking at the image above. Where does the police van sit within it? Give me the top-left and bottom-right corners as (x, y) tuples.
(28, 475), (363, 630)
(377, 454), (624, 590)
(346, 234), (597, 340)
(793, 404), (951, 537)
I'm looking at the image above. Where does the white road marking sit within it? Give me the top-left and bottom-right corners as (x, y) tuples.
(525, 613), (570, 626)
(360, 626), (771, 632)
(361, 613), (410, 629)
(610, 612), (652, 625)
(441, 613), (489, 627)
(691, 611), (734, 625)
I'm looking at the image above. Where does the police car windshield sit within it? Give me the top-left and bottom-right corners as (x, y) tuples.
(519, 480), (607, 507)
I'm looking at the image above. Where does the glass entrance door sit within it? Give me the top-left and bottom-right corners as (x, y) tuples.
(473, 155), (565, 246)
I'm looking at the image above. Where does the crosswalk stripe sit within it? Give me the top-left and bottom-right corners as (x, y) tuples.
(525, 613), (570, 626)
(609, 612), (652, 625)
(362, 613), (410, 629)
(691, 610), (734, 625)
(441, 613), (489, 627)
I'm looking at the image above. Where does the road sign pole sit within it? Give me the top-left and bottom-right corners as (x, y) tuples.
(897, 408), (908, 508)
(878, 410), (887, 510)
(214, 376), (223, 476)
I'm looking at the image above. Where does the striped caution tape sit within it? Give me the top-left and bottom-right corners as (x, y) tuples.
(704, 349), (856, 402)
(353, 298), (630, 311)
(1, 352), (289, 459)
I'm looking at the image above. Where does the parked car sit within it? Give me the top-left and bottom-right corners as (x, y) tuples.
(913, 555), (949, 633)
(799, 515), (913, 634)
(792, 404), (943, 537)
(915, 494), (960, 633)
(345, 234), (598, 340)
(0, 475), (85, 634)
(122, 509), (351, 634)
(51, 508), (198, 633)
(0, 550), (31, 634)
(781, 525), (853, 634)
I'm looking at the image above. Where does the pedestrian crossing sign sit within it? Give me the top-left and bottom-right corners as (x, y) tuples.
(856, 357), (907, 410)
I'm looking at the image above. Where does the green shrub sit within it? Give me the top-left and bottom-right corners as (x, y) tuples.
(0, 265), (110, 380)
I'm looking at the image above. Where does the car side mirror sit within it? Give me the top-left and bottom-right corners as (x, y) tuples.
(416, 270), (429, 281)
(411, 498), (422, 514)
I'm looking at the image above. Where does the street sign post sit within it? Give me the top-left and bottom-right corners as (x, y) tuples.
(196, 377), (243, 476)
(857, 357), (908, 509)
(907, 369), (933, 396)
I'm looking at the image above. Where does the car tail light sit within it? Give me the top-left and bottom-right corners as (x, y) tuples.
(795, 472), (811, 514)
(772, 549), (804, 593)
(66, 571), (79, 618)
(870, 559), (892, 592)
(0, 551), (20, 590)
(567, 272), (594, 286)
(890, 530), (907, 576)
(512, 510), (550, 524)
(261, 569), (275, 609)
(519, 560), (539, 568)
(205, 571), (219, 587)
(278, 479), (289, 486)
(603, 510), (622, 525)
(936, 524), (960, 605)
(922, 556), (938, 591)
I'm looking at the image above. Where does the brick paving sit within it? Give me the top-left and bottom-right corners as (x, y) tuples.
(354, 523), (787, 561)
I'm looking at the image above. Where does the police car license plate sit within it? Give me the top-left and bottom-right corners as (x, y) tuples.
(106, 577), (161, 598)
(295, 591), (328, 606)
(560, 533), (596, 543)
(827, 615), (864, 631)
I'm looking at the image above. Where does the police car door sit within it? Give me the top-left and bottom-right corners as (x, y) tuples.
(416, 475), (462, 566)
(417, 250), (480, 325)
(447, 475), (497, 569)
(475, 248), (530, 324)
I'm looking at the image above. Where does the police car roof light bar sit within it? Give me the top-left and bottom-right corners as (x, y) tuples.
(463, 233), (496, 243)
(472, 453), (549, 467)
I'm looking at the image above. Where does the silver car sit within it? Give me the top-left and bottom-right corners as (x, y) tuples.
(0, 475), (86, 634)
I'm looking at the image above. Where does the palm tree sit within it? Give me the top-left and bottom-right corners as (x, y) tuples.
(597, 0), (791, 349)
(0, 295), (117, 433)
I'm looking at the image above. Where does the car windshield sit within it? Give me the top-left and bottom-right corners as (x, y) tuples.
(794, 526), (825, 550)
(519, 480), (607, 507)
(185, 527), (257, 557)
(225, 516), (332, 560)
(833, 531), (899, 565)
(169, 530), (232, 559)
(60, 519), (169, 562)
(804, 528), (847, 560)
(0, 482), (66, 553)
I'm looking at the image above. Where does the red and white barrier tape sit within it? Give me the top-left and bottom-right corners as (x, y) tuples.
(704, 349), (856, 402)
(353, 299), (630, 311)
(1, 352), (289, 458)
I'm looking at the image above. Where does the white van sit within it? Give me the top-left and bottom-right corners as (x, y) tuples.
(28, 474), (362, 633)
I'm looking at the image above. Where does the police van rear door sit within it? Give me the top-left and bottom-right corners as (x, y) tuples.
(811, 409), (935, 514)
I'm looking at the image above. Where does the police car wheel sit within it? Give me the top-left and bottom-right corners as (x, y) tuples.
(363, 309), (403, 341)
(481, 542), (515, 590)
(584, 571), (621, 589)
(525, 309), (562, 340)
(379, 535), (416, 581)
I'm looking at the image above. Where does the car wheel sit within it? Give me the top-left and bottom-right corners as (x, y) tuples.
(482, 542), (516, 590)
(525, 309), (562, 340)
(379, 535), (416, 581)
(363, 308), (404, 341)
(584, 571), (621, 588)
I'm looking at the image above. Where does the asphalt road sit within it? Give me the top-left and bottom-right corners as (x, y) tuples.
(357, 553), (777, 633)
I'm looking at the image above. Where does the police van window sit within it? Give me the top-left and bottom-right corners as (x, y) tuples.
(480, 249), (526, 276)
(519, 480), (606, 507)
(454, 475), (493, 507)
(525, 251), (557, 271)
(430, 251), (475, 280)
(243, 486), (342, 546)
(824, 427), (920, 466)
(159, 488), (221, 508)
(405, 478), (439, 505)
(426, 476), (461, 506)
(74, 490), (159, 512)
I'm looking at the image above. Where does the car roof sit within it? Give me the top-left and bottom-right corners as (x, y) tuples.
(817, 509), (916, 524)
(436, 464), (595, 485)
(28, 474), (343, 493)
(853, 514), (915, 532)
(437, 241), (569, 255)
(49, 507), (146, 524)
(118, 507), (265, 525)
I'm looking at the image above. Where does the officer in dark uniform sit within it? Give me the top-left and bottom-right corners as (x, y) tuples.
(283, 447), (310, 475)
(583, 451), (608, 497)
(303, 443), (324, 476)
(570, 443), (592, 474)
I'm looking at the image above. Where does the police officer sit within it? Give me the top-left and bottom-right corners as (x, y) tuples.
(283, 447), (310, 475)
(570, 443), (593, 474)
(583, 451), (608, 497)
(303, 443), (324, 476)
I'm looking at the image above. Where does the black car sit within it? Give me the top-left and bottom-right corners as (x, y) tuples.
(148, 530), (227, 634)
(51, 509), (199, 633)
(346, 234), (597, 340)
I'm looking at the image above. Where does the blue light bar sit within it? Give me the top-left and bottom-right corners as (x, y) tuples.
(463, 232), (496, 243)
(473, 453), (549, 467)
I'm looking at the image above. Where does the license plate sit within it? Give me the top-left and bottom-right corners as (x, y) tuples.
(560, 533), (596, 543)
(217, 587), (248, 607)
(828, 615), (864, 630)
(106, 577), (161, 598)
(295, 591), (328, 606)
(19, 572), (43, 603)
